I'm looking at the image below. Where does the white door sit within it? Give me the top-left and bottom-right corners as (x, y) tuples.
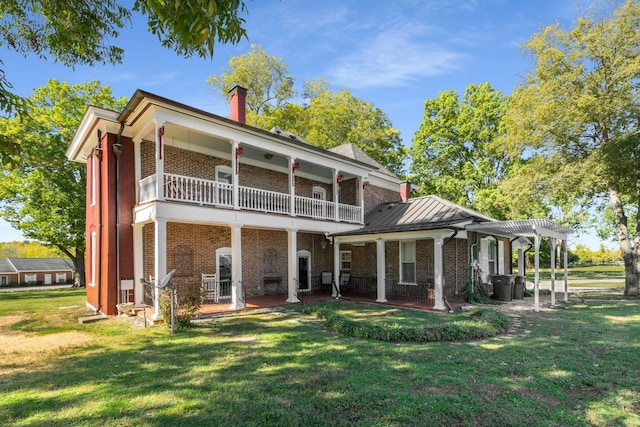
(44, 274), (52, 285)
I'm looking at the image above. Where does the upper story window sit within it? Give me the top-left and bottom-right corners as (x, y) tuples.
(400, 240), (416, 284)
(312, 186), (326, 200)
(215, 165), (233, 184)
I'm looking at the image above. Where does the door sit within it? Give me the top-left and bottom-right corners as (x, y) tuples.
(44, 274), (52, 285)
(297, 250), (311, 291)
(216, 248), (232, 300)
(215, 166), (233, 205)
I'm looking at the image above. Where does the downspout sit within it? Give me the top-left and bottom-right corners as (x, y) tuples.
(113, 122), (125, 304)
(442, 228), (459, 312)
(522, 243), (533, 277)
(95, 130), (103, 314)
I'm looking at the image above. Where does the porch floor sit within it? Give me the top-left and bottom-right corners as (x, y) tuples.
(196, 293), (468, 318)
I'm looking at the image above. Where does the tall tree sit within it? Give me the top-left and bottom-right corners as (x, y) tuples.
(410, 83), (515, 219)
(0, 80), (126, 286)
(207, 44), (295, 114)
(0, 0), (248, 160)
(505, 0), (640, 296)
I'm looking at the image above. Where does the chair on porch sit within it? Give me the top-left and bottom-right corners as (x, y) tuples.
(201, 273), (217, 303)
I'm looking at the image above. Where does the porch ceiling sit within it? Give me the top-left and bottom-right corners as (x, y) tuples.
(466, 219), (573, 240)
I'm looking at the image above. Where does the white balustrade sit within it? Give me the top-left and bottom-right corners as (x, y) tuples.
(138, 173), (362, 223)
(239, 186), (289, 214)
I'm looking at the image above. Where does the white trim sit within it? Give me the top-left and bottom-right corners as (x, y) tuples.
(0, 276), (8, 285)
(296, 249), (311, 291)
(89, 231), (97, 287)
(90, 155), (97, 207)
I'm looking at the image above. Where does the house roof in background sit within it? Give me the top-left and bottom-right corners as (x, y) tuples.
(334, 195), (495, 236)
(0, 258), (15, 273)
(328, 143), (397, 178)
(7, 258), (74, 272)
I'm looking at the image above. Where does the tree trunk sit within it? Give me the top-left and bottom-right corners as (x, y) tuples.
(72, 253), (86, 288)
(609, 189), (639, 296)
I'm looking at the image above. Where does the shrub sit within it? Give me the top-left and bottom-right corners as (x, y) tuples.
(303, 305), (511, 342)
(159, 280), (205, 329)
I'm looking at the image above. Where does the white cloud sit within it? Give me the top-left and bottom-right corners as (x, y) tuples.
(328, 24), (464, 89)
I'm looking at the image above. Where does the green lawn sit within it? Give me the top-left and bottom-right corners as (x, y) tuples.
(1, 289), (639, 426)
(526, 264), (624, 281)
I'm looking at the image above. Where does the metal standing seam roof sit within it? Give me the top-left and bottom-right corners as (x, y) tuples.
(333, 195), (497, 236)
(7, 258), (74, 271)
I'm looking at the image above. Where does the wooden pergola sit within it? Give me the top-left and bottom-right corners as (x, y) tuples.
(467, 219), (574, 312)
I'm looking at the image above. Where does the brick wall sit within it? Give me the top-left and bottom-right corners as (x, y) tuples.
(142, 222), (333, 296)
(364, 184), (401, 213)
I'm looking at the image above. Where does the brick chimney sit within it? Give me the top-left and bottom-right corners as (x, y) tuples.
(228, 85), (247, 124)
(400, 181), (412, 202)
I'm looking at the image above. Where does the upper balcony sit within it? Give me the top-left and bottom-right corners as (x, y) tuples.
(138, 172), (363, 223)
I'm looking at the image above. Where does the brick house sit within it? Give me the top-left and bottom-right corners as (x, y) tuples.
(66, 86), (572, 316)
(0, 258), (74, 286)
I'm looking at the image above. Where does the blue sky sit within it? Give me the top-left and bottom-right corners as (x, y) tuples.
(1, 0), (616, 249)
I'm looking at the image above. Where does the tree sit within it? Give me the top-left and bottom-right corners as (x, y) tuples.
(0, 0), (248, 160)
(506, 0), (640, 296)
(0, 80), (127, 286)
(410, 83), (515, 219)
(207, 44), (294, 114)
(208, 47), (407, 175)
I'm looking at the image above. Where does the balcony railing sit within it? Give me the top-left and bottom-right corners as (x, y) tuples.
(138, 173), (362, 223)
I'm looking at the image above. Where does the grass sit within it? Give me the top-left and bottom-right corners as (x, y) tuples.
(525, 264), (624, 281)
(1, 289), (639, 426)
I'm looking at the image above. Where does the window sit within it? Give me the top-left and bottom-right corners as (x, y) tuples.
(90, 231), (97, 287)
(56, 273), (67, 283)
(312, 186), (326, 217)
(24, 274), (37, 284)
(0, 276), (8, 285)
(215, 165), (233, 184)
(400, 241), (416, 284)
(90, 155), (97, 206)
(340, 251), (352, 271)
(480, 237), (503, 283)
(215, 165), (233, 205)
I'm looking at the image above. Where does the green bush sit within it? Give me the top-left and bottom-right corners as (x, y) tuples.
(302, 306), (511, 342)
(159, 280), (205, 329)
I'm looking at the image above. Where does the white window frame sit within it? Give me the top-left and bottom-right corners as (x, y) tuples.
(480, 236), (503, 282)
(215, 165), (233, 184)
(340, 250), (352, 271)
(90, 231), (97, 287)
(399, 240), (417, 284)
(56, 273), (67, 283)
(24, 274), (37, 284)
(0, 276), (8, 285)
(91, 155), (97, 207)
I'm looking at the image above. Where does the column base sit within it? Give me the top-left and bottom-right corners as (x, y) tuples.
(228, 302), (245, 310)
(433, 303), (446, 311)
(376, 298), (387, 303)
(286, 296), (300, 303)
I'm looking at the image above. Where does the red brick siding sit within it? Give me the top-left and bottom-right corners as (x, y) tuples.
(364, 184), (401, 213)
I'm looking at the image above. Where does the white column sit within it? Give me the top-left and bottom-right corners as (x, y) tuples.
(333, 240), (341, 297)
(534, 233), (541, 312)
(229, 224), (244, 309)
(289, 157), (296, 217)
(133, 224), (144, 305)
(152, 218), (167, 319)
(563, 240), (569, 302)
(433, 237), (445, 310)
(333, 169), (340, 221)
(359, 178), (365, 224)
(376, 239), (387, 302)
(517, 247), (525, 276)
(232, 141), (240, 210)
(549, 237), (557, 306)
(287, 229), (300, 303)
(155, 123), (165, 201)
